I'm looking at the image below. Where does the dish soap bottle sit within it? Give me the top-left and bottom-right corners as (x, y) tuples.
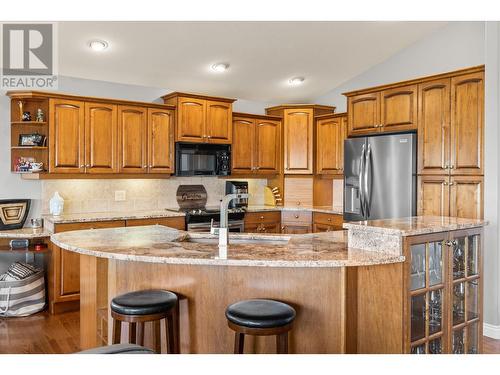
(49, 192), (64, 216)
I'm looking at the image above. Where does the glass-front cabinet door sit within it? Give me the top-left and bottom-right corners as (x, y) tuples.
(450, 229), (482, 354)
(408, 233), (447, 354)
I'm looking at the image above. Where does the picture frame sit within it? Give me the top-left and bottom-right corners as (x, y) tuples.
(18, 133), (46, 147)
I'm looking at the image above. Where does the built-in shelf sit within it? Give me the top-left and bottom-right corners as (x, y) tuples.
(11, 121), (47, 125)
(11, 146), (48, 150)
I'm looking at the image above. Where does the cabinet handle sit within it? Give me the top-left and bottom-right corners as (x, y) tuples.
(143, 165), (147, 168)
(444, 164), (449, 169)
(86, 164), (90, 168)
(297, 202), (301, 206)
(294, 214), (299, 219)
(281, 226), (286, 231)
(449, 164), (455, 169)
(449, 182), (454, 186)
(327, 218), (331, 222)
(207, 135), (211, 139)
(443, 182), (448, 186)
(80, 165), (85, 168)
(260, 216), (264, 219)
(255, 166), (260, 170)
(149, 165), (152, 168)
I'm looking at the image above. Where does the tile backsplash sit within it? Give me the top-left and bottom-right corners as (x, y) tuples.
(41, 178), (268, 214)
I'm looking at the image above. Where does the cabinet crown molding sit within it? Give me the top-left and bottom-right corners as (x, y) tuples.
(160, 91), (236, 103)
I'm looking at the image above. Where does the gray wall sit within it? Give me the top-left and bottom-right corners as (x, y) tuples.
(0, 76), (273, 222)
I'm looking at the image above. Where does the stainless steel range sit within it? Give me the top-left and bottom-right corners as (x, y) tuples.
(170, 185), (246, 232)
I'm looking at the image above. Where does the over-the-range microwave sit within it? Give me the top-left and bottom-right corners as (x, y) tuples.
(175, 142), (231, 176)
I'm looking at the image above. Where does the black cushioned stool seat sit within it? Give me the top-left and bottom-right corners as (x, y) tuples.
(111, 289), (177, 316)
(110, 289), (180, 354)
(225, 299), (296, 354)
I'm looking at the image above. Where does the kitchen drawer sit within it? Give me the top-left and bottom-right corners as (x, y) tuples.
(126, 217), (185, 230)
(281, 224), (312, 234)
(281, 210), (312, 224)
(54, 220), (126, 233)
(244, 211), (281, 224)
(245, 222), (281, 234)
(313, 212), (343, 228)
(313, 223), (337, 233)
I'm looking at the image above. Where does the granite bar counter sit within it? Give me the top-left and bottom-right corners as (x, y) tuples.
(51, 215), (487, 354)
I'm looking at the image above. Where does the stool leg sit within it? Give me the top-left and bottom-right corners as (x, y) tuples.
(128, 322), (137, 344)
(136, 322), (145, 346)
(112, 319), (121, 344)
(276, 332), (288, 354)
(172, 302), (180, 354)
(166, 315), (176, 354)
(153, 320), (162, 354)
(234, 333), (245, 354)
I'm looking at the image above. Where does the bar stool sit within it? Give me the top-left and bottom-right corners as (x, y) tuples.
(225, 299), (296, 354)
(110, 289), (179, 354)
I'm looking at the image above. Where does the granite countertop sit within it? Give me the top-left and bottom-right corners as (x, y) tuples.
(0, 227), (51, 239)
(51, 225), (404, 268)
(343, 216), (488, 236)
(43, 209), (185, 225)
(247, 205), (344, 215)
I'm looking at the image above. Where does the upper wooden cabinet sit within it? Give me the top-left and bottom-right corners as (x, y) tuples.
(84, 102), (118, 174)
(162, 92), (236, 144)
(9, 91), (176, 178)
(231, 113), (281, 175)
(49, 99), (85, 173)
(118, 105), (148, 173)
(315, 113), (347, 175)
(266, 104), (335, 175)
(450, 72), (484, 175)
(347, 84), (417, 136)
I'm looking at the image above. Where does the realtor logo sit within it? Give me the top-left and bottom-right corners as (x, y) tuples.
(1, 23), (58, 89)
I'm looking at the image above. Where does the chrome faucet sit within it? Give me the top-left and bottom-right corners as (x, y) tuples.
(211, 193), (249, 257)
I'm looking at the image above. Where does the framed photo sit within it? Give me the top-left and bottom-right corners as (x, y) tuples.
(18, 133), (46, 147)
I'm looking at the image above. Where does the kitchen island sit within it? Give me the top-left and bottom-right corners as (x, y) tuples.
(51, 216), (487, 354)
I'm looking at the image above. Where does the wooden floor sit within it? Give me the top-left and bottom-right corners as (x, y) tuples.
(1, 310), (500, 354)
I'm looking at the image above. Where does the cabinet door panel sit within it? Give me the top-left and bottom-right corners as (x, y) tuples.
(232, 118), (255, 174)
(316, 116), (345, 175)
(206, 101), (232, 144)
(118, 106), (147, 173)
(177, 98), (206, 142)
(49, 99), (85, 173)
(418, 176), (450, 217)
(60, 249), (80, 296)
(417, 79), (451, 175)
(450, 72), (484, 175)
(85, 102), (118, 173)
(381, 85), (418, 132)
(449, 176), (483, 219)
(281, 224), (312, 234)
(348, 93), (380, 136)
(284, 109), (313, 174)
(255, 119), (281, 174)
(148, 108), (174, 173)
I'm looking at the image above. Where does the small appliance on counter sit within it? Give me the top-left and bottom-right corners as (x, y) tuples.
(0, 199), (31, 230)
(175, 142), (231, 176)
(225, 181), (248, 209)
(167, 185), (245, 232)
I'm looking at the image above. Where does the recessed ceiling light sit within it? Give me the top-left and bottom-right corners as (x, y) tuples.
(289, 77), (305, 86)
(211, 63), (229, 72)
(89, 40), (109, 52)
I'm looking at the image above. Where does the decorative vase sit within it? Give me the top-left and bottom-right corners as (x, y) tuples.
(49, 192), (64, 216)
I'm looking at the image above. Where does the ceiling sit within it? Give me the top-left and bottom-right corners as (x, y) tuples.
(58, 21), (448, 104)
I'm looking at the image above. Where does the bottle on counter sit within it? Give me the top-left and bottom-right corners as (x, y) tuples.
(49, 192), (64, 216)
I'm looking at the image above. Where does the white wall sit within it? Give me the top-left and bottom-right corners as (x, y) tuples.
(0, 76), (273, 222)
(315, 22), (485, 111)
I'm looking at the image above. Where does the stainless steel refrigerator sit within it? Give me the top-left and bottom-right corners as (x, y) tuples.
(343, 133), (417, 221)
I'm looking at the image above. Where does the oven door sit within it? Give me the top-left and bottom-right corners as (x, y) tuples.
(187, 220), (245, 233)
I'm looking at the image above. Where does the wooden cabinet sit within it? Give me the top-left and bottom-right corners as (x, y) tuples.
(418, 175), (483, 219)
(405, 228), (483, 354)
(118, 105), (148, 173)
(162, 92), (236, 144)
(126, 216), (185, 230)
(315, 113), (347, 175)
(147, 108), (175, 173)
(244, 211), (281, 233)
(266, 104), (335, 175)
(84, 102), (118, 173)
(49, 99), (85, 173)
(347, 84), (417, 136)
(450, 72), (484, 176)
(281, 210), (312, 234)
(313, 212), (343, 232)
(232, 114), (281, 175)
(417, 79), (451, 175)
(284, 177), (313, 207)
(49, 220), (125, 314)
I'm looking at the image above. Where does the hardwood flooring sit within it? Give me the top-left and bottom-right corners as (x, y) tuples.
(1, 310), (500, 354)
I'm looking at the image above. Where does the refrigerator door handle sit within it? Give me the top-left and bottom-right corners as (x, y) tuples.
(359, 144), (366, 218)
(365, 143), (372, 217)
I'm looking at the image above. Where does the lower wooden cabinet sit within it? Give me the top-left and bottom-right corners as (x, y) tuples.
(281, 211), (312, 234)
(49, 220), (126, 314)
(281, 224), (311, 234)
(244, 211), (281, 233)
(418, 175), (483, 219)
(313, 212), (343, 232)
(126, 217), (185, 230)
